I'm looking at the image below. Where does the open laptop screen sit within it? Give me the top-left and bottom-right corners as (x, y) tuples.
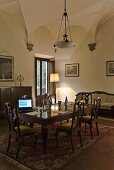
(18, 98), (33, 113)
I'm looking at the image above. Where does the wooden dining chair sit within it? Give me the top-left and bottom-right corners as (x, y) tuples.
(75, 92), (92, 105)
(4, 102), (37, 158)
(55, 100), (84, 152)
(79, 97), (101, 138)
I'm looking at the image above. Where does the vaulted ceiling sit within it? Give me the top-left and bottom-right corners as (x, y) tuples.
(0, 0), (114, 57)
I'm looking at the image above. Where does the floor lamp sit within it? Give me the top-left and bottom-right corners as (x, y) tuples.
(50, 73), (60, 103)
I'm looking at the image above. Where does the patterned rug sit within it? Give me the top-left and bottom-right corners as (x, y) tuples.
(0, 125), (111, 170)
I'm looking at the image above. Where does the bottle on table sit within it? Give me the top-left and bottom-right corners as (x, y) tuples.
(64, 96), (68, 111)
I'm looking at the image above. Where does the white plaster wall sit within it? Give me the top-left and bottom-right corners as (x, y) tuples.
(0, 17), (36, 106)
(55, 17), (114, 102)
(0, 13), (114, 106)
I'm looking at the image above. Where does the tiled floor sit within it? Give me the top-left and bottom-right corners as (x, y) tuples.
(62, 116), (114, 170)
(0, 156), (23, 170)
(0, 116), (114, 170)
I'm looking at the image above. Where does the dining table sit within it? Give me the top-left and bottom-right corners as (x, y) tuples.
(18, 109), (74, 154)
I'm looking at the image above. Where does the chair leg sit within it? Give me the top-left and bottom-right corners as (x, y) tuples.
(55, 131), (59, 148)
(90, 123), (93, 139)
(96, 122), (99, 136)
(85, 123), (87, 133)
(78, 130), (83, 147)
(34, 135), (37, 151)
(16, 140), (21, 158)
(69, 134), (74, 152)
(22, 136), (25, 146)
(7, 134), (11, 153)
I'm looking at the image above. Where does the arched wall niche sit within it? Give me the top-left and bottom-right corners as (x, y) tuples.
(88, 9), (114, 50)
(32, 26), (55, 57)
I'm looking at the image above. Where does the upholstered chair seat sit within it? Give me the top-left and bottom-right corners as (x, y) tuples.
(15, 125), (35, 135)
(56, 122), (76, 132)
(81, 115), (95, 122)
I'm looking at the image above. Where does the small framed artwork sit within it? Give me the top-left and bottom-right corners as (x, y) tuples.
(65, 63), (79, 77)
(0, 55), (14, 81)
(106, 61), (114, 76)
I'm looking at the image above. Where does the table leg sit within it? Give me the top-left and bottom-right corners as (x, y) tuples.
(41, 125), (48, 154)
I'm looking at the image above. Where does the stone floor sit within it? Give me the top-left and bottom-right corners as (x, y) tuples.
(0, 116), (114, 170)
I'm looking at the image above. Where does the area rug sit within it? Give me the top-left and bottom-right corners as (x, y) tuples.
(0, 125), (112, 170)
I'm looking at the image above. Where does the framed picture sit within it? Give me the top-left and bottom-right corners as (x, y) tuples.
(106, 61), (114, 76)
(65, 63), (79, 77)
(0, 55), (14, 81)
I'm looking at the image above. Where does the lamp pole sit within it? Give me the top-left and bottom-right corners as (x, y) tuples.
(50, 73), (60, 103)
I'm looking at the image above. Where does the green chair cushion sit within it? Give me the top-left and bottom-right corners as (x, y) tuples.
(57, 122), (76, 132)
(81, 115), (95, 123)
(15, 125), (35, 135)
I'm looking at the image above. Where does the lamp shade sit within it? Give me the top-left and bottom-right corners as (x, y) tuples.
(50, 73), (60, 83)
(54, 41), (75, 48)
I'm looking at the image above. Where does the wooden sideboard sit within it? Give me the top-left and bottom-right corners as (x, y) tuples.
(0, 86), (32, 118)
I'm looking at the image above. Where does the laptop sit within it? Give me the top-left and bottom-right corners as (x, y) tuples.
(18, 98), (33, 113)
